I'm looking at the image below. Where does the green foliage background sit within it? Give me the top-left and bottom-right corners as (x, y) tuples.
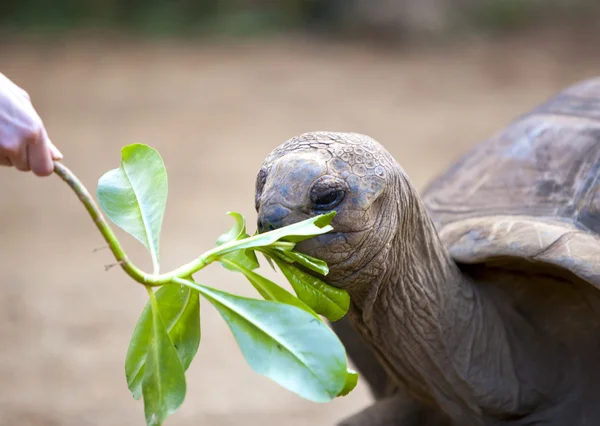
(0, 0), (324, 36)
(1, 0), (599, 38)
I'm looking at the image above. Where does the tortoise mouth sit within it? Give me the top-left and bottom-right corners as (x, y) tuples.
(291, 232), (344, 285)
(295, 231), (344, 253)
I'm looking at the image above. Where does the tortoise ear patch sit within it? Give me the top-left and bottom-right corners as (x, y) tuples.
(361, 176), (386, 205)
(345, 174), (386, 207)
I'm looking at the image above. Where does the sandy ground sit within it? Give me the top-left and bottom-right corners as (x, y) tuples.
(0, 32), (599, 426)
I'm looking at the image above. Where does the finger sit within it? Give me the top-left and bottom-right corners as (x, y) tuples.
(10, 136), (31, 172)
(27, 132), (54, 177)
(0, 156), (12, 166)
(0, 139), (19, 159)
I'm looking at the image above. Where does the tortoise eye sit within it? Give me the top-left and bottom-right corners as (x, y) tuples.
(309, 176), (347, 211)
(312, 189), (345, 210)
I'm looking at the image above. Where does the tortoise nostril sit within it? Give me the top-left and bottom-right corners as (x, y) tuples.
(257, 218), (274, 233)
(257, 205), (291, 233)
(257, 218), (277, 233)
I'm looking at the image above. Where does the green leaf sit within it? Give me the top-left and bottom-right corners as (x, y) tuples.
(279, 211), (337, 243)
(220, 258), (319, 319)
(339, 369), (359, 397)
(209, 212), (335, 259)
(263, 247), (329, 276)
(142, 289), (187, 426)
(216, 212), (259, 271)
(126, 284), (200, 400)
(271, 257), (349, 322)
(262, 253), (276, 271)
(97, 144), (168, 272)
(216, 212), (247, 246)
(178, 279), (348, 403)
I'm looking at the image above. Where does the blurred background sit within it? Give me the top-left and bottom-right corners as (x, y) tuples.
(1, 1), (599, 425)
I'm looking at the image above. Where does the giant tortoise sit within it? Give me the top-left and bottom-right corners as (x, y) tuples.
(254, 77), (600, 425)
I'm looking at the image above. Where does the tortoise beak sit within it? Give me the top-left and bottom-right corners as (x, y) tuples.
(256, 203), (291, 233)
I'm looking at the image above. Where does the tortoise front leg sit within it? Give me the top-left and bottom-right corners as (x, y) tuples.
(337, 391), (452, 426)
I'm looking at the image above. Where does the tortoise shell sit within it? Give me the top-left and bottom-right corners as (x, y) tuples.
(422, 77), (600, 288)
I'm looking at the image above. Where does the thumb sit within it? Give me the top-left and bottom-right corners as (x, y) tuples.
(48, 138), (63, 161)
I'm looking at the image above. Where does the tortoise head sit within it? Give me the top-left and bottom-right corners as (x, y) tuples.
(255, 131), (404, 290)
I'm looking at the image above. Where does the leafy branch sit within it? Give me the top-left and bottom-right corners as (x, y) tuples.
(51, 143), (358, 426)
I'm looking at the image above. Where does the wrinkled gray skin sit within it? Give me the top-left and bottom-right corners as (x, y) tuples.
(254, 132), (578, 426)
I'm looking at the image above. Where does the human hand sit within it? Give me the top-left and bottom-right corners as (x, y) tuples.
(0, 72), (62, 176)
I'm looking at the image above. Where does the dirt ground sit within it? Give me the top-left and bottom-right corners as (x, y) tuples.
(1, 32), (599, 426)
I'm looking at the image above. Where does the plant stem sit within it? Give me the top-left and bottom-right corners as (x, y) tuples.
(147, 285), (158, 308)
(53, 161), (154, 281)
(52, 161), (331, 287)
(53, 161), (206, 286)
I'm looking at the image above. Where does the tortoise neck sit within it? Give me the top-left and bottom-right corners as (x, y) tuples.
(347, 179), (566, 422)
(346, 176), (487, 421)
(362, 186), (475, 341)
(348, 173), (470, 326)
